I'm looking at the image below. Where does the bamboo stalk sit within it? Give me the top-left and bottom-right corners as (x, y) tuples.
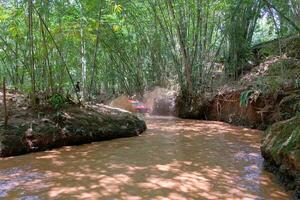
(3, 77), (8, 126)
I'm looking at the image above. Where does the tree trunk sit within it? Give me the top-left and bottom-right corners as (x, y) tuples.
(80, 28), (87, 100)
(89, 3), (103, 99)
(3, 77), (8, 126)
(167, 0), (193, 95)
(263, 0), (300, 33)
(78, 1), (87, 101)
(28, 0), (36, 106)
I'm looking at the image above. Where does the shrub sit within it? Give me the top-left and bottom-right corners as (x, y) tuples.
(48, 93), (66, 110)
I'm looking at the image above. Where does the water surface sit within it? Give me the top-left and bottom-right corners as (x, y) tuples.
(0, 117), (291, 199)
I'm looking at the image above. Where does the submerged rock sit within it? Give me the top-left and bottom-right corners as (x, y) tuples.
(261, 116), (300, 198)
(0, 105), (146, 157)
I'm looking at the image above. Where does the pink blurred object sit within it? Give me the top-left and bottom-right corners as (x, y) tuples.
(128, 100), (150, 113)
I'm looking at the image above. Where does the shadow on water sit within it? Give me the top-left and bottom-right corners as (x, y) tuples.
(0, 116), (291, 199)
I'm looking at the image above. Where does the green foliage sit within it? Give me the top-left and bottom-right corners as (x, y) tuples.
(294, 78), (300, 89)
(48, 93), (66, 110)
(0, 0), (298, 99)
(240, 90), (254, 108)
(265, 117), (300, 160)
(260, 59), (300, 93)
(240, 88), (262, 108)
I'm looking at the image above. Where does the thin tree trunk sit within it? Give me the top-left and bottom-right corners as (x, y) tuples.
(33, 5), (80, 102)
(77, 0), (87, 101)
(41, 21), (53, 93)
(167, 0), (193, 95)
(15, 36), (20, 90)
(263, 0), (300, 33)
(89, 4), (103, 99)
(28, 0), (36, 106)
(3, 77), (8, 126)
(40, 0), (53, 94)
(80, 27), (87, 100)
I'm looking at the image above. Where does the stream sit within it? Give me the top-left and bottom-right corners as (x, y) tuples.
(0, 116), (291, 199)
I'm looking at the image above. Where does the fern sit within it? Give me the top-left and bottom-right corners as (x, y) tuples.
(240, 90), (254, 108)
(48, 93), (66, 110)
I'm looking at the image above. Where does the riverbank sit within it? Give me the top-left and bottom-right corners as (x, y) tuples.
(177, 56), (300, 129)
(0, 95), (146, 157)
(261, 117), (300, 199)
(176, 91), (300, 198)
(175, 36), (300, 198)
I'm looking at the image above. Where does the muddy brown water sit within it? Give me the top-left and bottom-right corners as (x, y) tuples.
(0, 117), (291, 200)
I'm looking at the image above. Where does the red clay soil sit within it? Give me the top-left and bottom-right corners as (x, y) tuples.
(207, 88), (300, 130)
(207, 91), (265, 129)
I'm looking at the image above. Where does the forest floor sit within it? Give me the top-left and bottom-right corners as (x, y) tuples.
(0, 92), (146, 157)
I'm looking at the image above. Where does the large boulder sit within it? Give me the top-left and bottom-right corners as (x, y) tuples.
(0, 105), (146, 157)
(261, 116), (300, 198)
(0, 125), (29, 157)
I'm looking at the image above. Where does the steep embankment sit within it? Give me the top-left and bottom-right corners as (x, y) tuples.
(0, 94), (146, 157)
(177, 56), (300, 129)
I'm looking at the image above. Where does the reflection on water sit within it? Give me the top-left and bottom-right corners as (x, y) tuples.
(0, 117), (291, 199)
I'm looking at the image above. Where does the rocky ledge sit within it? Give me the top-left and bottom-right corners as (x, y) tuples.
(261, 116), (300, 199)
(0, 104), (147, 157)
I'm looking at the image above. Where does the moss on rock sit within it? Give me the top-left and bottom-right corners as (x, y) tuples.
(0, 104), (147, 157)
(261, 116), (300, 197)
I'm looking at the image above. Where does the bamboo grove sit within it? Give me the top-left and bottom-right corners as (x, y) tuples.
(0, 0), (299, 103)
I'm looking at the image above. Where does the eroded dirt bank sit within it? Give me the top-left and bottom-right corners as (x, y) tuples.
(0, 104), (146, 157)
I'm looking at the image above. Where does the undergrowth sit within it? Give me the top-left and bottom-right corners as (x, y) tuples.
(48, 93), (66, 110)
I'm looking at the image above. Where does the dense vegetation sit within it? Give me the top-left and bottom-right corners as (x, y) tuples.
(0, 0), (299, 104)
